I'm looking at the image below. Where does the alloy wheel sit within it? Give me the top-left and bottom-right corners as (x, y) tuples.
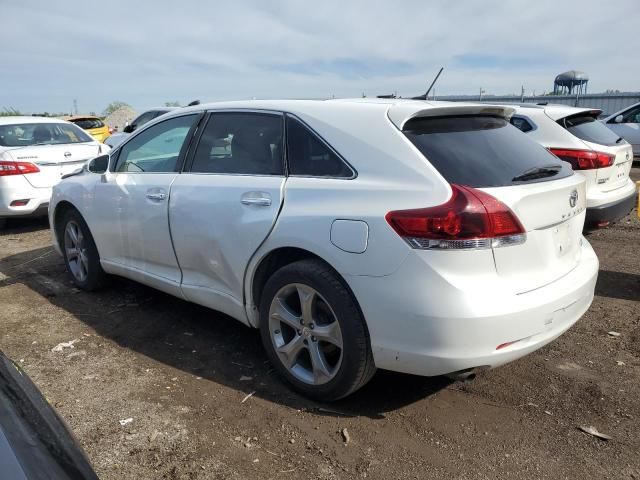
(268, 283), (343, 385)
(64, 220), (89, 283)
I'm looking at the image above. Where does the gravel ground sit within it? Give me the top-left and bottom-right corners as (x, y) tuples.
(0, 168), (638, 480)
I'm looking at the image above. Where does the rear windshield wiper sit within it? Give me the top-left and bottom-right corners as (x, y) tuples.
(512, 165), (562, 182)
(615, 136), (624, 144)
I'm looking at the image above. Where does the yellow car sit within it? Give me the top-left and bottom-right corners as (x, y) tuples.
(66, 116), (111, 143)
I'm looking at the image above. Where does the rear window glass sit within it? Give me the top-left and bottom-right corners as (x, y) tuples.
(0, 122), (93, 147)
(559, 114), (621, 146)
(71, 118), (105, 129)
(403, 116), (573, 187)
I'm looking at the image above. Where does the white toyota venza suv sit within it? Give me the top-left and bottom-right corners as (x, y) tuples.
(50, 100), (598, 400)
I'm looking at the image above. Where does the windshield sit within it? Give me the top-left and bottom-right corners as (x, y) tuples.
(70, 118), (105, 130)
(403, 115), (573, 188)
(0, 122), (93, 147)
(559, 114), (622, 146)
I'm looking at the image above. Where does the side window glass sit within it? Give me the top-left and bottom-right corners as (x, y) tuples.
(623, 107), (640, 123)
(115, 115), (197, 173)
(510, 116), (533, 133)
(286, 116), (353, 177)
(190, 112), (284, 175)
(131, 111), (156, 129)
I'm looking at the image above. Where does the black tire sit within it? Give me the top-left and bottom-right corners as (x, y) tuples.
(259, 259), (376, 401)
(60, 209), (106, 291)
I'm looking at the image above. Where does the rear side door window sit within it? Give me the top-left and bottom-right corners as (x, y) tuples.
(114, 115), (198, 173)
(286, 116), (354, 178)
(189, 112), (284, 175)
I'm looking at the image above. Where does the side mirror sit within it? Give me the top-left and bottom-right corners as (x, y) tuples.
(87, 154), (109, 174)
(123, 124), (134, 133)
(614, 115), (624, 124)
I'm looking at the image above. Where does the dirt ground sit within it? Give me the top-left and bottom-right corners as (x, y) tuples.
(0, 169), (638, 480)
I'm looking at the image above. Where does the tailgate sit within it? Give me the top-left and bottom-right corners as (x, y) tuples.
(483, 174), (587, 294)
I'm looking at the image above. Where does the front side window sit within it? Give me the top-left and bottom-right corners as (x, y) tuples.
(0, 122), (93, 147)
(622, 106), (640, 124)
(286, 116), (353, 178)
(190, 112), (284, 175)
(115, 115), (197, 173)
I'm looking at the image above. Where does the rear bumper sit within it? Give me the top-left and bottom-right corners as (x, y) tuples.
(0, 176), (51, 218)
(346, 238), (598, 377)
(585, 188), (636, 227)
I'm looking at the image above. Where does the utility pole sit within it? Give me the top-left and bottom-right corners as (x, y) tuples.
(521, 85), (525, 103)
(479, 87), (485, 101)
(73, 99), (78, 115)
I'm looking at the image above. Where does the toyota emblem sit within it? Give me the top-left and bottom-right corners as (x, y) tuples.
(64, 152), (72, 158)
(569, 190), (578, 208)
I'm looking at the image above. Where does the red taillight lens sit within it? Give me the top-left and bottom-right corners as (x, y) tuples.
(385, 184), (526, 250)
(0, 161), (40, 176)
(548, 148), (614, 170)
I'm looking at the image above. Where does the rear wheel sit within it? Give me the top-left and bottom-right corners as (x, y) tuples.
(61, 210), (106, 291)
(259, 259), (375, 401)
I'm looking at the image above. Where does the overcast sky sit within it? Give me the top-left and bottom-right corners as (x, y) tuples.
(1, 0), (638, 114)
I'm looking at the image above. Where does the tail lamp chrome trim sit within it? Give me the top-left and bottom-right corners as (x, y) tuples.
(404, 233), (526, 250)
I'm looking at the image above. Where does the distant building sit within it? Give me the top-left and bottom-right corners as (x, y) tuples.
(104, 105), (137, 130)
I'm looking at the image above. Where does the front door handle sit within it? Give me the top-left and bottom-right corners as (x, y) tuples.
(146, 190), (167, 201)
(241, 192), (271, 207)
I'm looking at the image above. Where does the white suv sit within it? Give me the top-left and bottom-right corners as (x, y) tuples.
(507, 104), (636, 228)
(49, 100), (598, 400)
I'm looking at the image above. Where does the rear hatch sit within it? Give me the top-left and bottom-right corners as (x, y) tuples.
(554, 110), (633, 193)
(6, 143), (101, 188)
(400, 110), (586, 293)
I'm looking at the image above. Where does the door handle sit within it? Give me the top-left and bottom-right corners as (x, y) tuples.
(146, 192), (167, 201)
(241, 192), (271, 207)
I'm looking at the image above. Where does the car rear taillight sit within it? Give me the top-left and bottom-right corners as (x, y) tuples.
(548, 148), (614, 170)
(0, 161), (40, 176)
(385, 184), (526, 250)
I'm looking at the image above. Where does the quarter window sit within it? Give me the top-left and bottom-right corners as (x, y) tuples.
(115, 115), (197, 173)
(286, 116), (353, 178)
(190, 112), (284, 175)
(510, 116), (534, 133)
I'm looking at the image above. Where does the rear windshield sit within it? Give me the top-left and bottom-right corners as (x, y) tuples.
(0, 123), (93, 147)
(559, 114), (621, 146)
(71, 118), (105, 130)
(403, 116), (573, 187)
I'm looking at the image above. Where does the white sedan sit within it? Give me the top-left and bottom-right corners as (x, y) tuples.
(0, 116), (108, 228)
(49, 99), (598, 400)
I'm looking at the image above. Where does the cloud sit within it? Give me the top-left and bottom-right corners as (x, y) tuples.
(0, 0), (638, 113)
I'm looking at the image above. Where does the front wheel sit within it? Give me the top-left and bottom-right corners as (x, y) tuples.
(259, 259), (375, 401)
(60, 210), (106, 291)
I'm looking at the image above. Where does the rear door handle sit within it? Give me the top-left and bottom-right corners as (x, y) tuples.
(146, 190), (167, 201)
(241, 192), (271, 206)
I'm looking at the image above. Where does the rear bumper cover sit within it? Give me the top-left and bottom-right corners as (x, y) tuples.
(585, 188), (636, 226)
(346, 238), (598, 377)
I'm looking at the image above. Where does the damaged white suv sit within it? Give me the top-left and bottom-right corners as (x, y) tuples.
(50, 99), (598, 400)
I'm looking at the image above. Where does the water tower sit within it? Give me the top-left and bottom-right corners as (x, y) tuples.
(553, 70), (589, 95)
